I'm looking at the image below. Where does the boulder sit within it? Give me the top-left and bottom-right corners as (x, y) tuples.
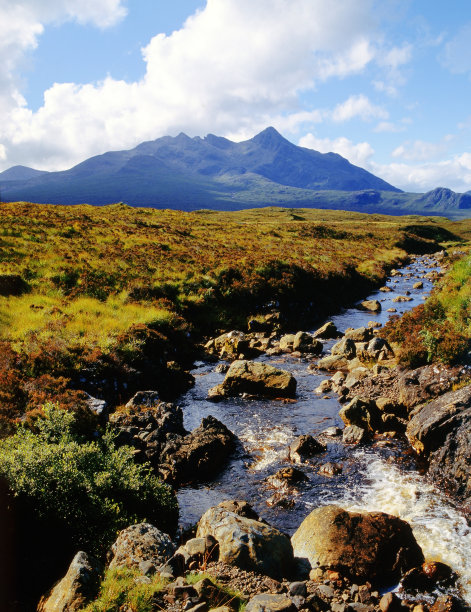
(312, 321), (339, 339)
(339, 396), (382, 432)
(413, 281), (424, 289)
(317, 355), (349, 372)
(0, 274), (30, 296)
(331, 338), (356, 359)
(206, 330), (260, 360)
(245, 593), (296, 611)
(125, 390), (160, 409)
(159, 415), (236, 485)
(84, 394), (108, 419)
(342, 425), (369, 444)
(292, 331), (323, 354)
(38, 552), (102, 612)
(345, 327), (374, 342)
(393, 295), (413, 302)
(360, 300), (381, 312)
(291, 505), (424, 586)
(279, 334), (296, 352)
(109, 401), (186, 465)
(208, 360), (297, 399)
(196, 502), (294, 580)
(399, 562), (456, 594)
(397, 365), (463, 409)
(109, 523), (175, 572)
(269, 466), (308, 485)
(366, 337), (394, 359)
(406, 384), (471, 504)
(289, 435), (326, 462)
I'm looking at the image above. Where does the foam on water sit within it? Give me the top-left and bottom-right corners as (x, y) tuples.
(341, 450), (471, 603)
(240, 419), (293, 471)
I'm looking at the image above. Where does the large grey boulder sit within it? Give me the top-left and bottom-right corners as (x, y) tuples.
(208, 359), (297, 399)
(196, 501), (294, 580)
(109, 523), (175, 572)
(331, 337), (356, 359)
(312, 321), (339, 339)
(38, 552), (102, 612)
(291, 505), (423, 586)
(406, 384), (471, 505)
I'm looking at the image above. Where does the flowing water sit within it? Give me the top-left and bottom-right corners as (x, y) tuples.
(177, 255), (471, 603)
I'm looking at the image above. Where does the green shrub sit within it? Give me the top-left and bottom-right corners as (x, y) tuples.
(0, 404), (178, 555)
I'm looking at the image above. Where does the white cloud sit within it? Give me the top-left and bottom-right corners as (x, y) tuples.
(299, 132), (375, 167)
(441, 23), (471, 75)
(331, 94), (388, 122)
(371, 155), (471, 193)
(392, 135), (454, 162)
(374, 121), (405, 133)
(0, 0), (380, 170)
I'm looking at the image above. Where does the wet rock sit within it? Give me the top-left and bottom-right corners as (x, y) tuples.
(320, 426), (342, 437)
(269, 466), (308, 485)
(317, 354), (349, 371)
(406, 384), (471, 505)
(342, 425), (369, 444)
(312, 321), (340, 339)
(315, 379), (333, 393)
(208, 360), (297, 399)
(38, 552), (102, 612)
(400, 561), (456, 594)
(332, 338), (357, 359)
(216, 363), (229, 374)
(413, 281), (424, 289)
(360, 300), (381, 312)
(292, 331), (323, 354)
(109, 523), (175, 572)
(393, 295), (413, 302)
(345, 327), (374, 342)
(245, 593), (296, 611)
(289, 434), (326, 462)
(197, 501), (294, 580)
(291, 505), (424, 586)
(318, 462), (342, 476)
(206, 331), (260, 360)
(379, 286), (392, 292)
(339, 396), (382, 432)
(159, 415), (236, 485)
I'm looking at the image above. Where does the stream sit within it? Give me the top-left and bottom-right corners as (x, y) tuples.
(177, 255), (471, 603)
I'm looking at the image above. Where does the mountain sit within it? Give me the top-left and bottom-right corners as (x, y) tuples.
(1, 127), (470, 216)
(0, 127), (399, 208)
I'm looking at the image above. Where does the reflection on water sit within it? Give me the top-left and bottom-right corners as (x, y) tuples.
(177, 256), (471, 602)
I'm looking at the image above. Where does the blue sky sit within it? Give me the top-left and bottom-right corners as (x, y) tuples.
(1, 0), (471, 192)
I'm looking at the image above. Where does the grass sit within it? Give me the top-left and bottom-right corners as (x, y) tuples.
(0, 201), (467, 426)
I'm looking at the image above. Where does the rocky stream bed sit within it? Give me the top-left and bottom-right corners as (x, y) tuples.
(39, 253), (471, 612)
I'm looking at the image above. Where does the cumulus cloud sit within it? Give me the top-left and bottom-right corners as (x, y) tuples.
(331, 94), (388, 122)
(299, 132), (375, 167)
(392, 135), (454, 162)
(372, 155), (471, 193)
(0, 0), (381, 170)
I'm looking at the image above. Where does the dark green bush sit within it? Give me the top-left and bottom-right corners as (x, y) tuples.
(0, 405), (178, 554)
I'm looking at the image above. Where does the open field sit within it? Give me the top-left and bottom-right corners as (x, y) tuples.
(0, 201), (466, 432)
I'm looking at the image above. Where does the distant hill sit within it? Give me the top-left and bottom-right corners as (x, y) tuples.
(1, 127), (470, 216)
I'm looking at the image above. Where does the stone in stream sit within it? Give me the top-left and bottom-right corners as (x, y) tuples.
(359, 299), (381, 312)
(268, 466), (308, 485)
(196, 501), (294, 580)
(413, 281), (424, 289)
(289, 434), (326, 463)
(292, 331), (323, 354)
(312, 320), (340, 339)
(331, 337), (356, 359)
(399, 562), (457, 594)
(291, 505), (424, 586)
(38, 552), (102, 612)
(208, 359), (297, 399)
(158, 415), (236, 485)
(345, 327), (374, 342)
(406, 383), (471, 505)
(339, 396), (382, 432)
(317, 354), (349, 371)
(342, 424), (370, 444)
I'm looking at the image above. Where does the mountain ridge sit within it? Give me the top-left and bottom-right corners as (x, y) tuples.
(1, 127), (470, 216)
